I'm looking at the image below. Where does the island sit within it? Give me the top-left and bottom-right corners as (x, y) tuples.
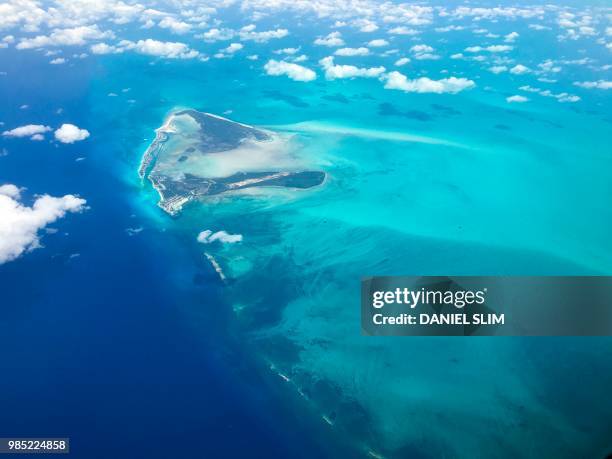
(139, 109), (326, 215)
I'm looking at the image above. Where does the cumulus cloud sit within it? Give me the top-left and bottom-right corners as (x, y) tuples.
(334, 47), (370, 56)
(465, 45), (512, 53)
(411, 44), (433, 54)
(118, 39), (199, 59)
(354, 19), (378, 33)
(314, 31), (344, 47)
(435, 25), (464, 33)
(0, 184), (21, 198)
(388, 27), (419, 35)
(538, 60), (561, 73)
(368, 39), (389, 47)
(395, 57), (410, 66)
(264, 59), (316, 82)
(0, 185), (86, 264)
(198, 24), (288, 44)
(158, 16), (191, 34)
(54, 124), (90, 143)
(409, 44), (439, 60)
(90, 42), (120, 54)
(2, 124), (51, 140)
(529, 24), (550, 31)
(510, 64), (530, 75)
(489, 65), (508, 74)
(197, 230), (242, 244)
(449, 6), (543, 20)
(239, 24), (288, 42)
(413, 53), (439, 60)
(556, 94), (580, 103)
(574, 80), (612, 90)
(274, 47), (300, 55)
(520, 85), (580, 103)
(200, 28), (235, 42)
(506, 95), (528, 103)
(320, 56), (385, 80)
(383, 71), (475, 94)
(504, 32), (519, 43)
(50, 57), (66, 64)
(17, 25), (114, 49)
(221, 42), (243, 54)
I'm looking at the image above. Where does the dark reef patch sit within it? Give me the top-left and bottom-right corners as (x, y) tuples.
(322, 93), (350, 104)
(263, 90), (310, 108)
(431, 103), (461, 116)
(378, 103), (432, 121)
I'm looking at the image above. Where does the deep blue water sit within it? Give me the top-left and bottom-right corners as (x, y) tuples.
(0, 52), (352, 458)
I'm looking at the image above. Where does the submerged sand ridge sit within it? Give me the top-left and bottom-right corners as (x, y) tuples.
(139, 109), (325, 215)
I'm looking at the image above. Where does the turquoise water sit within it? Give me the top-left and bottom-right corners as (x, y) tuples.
(83, 32), (612, 457)
(2, 3), (611, 457)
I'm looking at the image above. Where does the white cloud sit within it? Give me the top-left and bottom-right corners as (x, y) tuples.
(239, 25), (288, 42)
(119, 39), (199, 59)
(388, 27), (419, 36)
(556, 94), (580, 103)
(435, 25), (464, 33)
(50, 57), (66, 64)
(368, 39), (389, 47)
(314, 31), (344, 47)
(197, 230), (242, 244)
(538, 60), (561, 73)
(17, 26), (114, 49)
(264, 59), (316, 82)
(201, 28), (234, 42)
(529, 24), (550, 31)
(54, 124), (90, 143)
(334, 47), (370, 56)
(355, 19), (378, 33)
(383, 71), (475, 94)
(504, 32), (519, 43)
(3, 124), (51, 139)
(158, 17), (191, 34)
(320, 56), (385, 80)
(0, 185), (86, 264)
(520, 86), (580, 103)
(90, 42), (120, 54)
(449, 6), (544, 20)
(395, 57), (410, 66)
(510, 64), (530, 75)
(506, 95), (528, 103)
(574, 80), (612, 90)
(410, 44), (439, 60)
(414, 53), (439, 60)
(411, 44), (433, 53)
(489, 65), (508, 74)
(274, 47), (300, 55)
(222, 43), (243, 54)
(0, 184), (21, 199)
(465, 45), (512, 53)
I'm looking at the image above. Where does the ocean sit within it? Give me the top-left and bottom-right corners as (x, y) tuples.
(1, 8), (611, 459)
